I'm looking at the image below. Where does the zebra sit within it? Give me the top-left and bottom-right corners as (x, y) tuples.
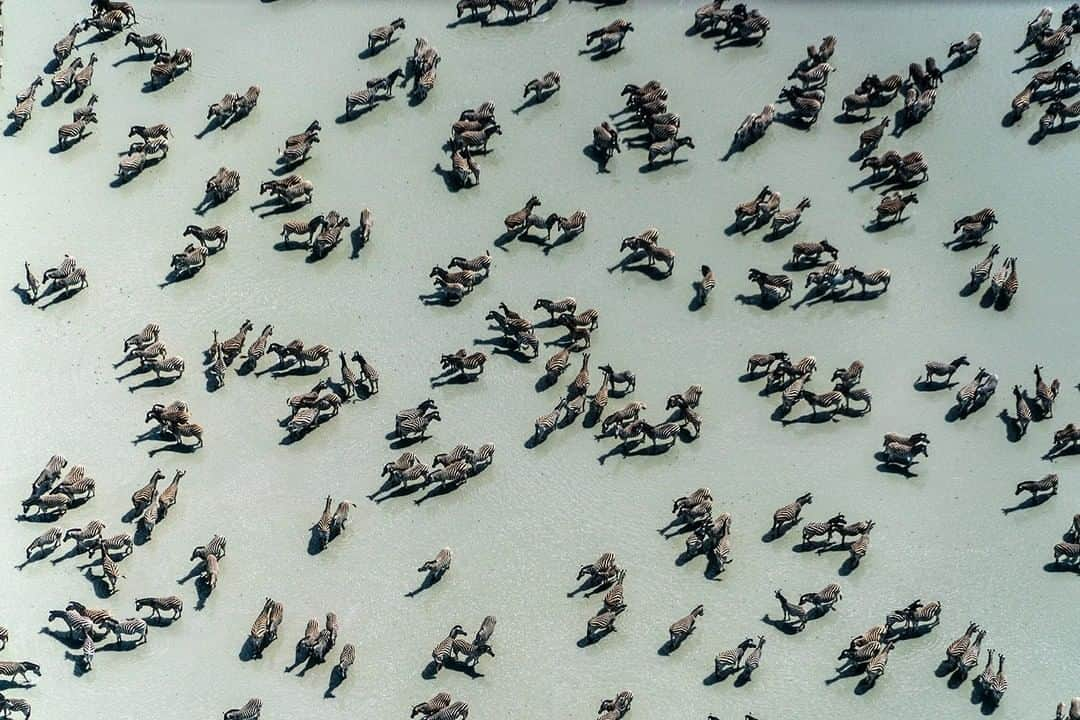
(335, 643), (356, 679)
(864, 641), (896, 684)
(427, 702), (469, 720)
(791, 239), (838, 266)
(31, 454), (68, 496)
(51, 56), (84, 99)
(921, 356), (969, 385)
(956, 368), (992, 416)
(545, 348), (571, 379)
(200, 552), (220, 591)
(844, 267), (891, 295)
(641, 421), (682, 447)
(53, 22), (84, 65)
(1054, 542), (1080, 563)
(1008, 385), (1034, 437)
(104, 616), (148, 645)
(985, 652), (1008, 702)
(397, 400), (437, 429)
(858, 116), (890, 153)
(945, 622), (979, 667)
(666, 384), (703, 410)
(598, 691), (634, 717)
(450, 637), (494, 667)
(48, 608), (95, 639)
(63, 521), (106, 550)
(21, 493), (71, 518)
(139, 490), (161, 538)
(183, 225), (229, 252)
(789, 61), (836, 88)
(534, 297), (577, 319)
(450, 252), (492, 275)
(147, 352), (185, 379)
(577, 551), (620, 584)
(948, 31), (983, 59)
(368, 18), (406, 50)
(532, 399), (564, 441)
(398, 411), (441, 440)
(0, 696), (32, 720)
(875, 193), (918, 224)
(419, 547), (452, 580)
(556, 211), (588, 237)
(715, 638), (756, 677)
(898, 598), (941, 630)
(248, 598), (274, 656)
(1031, 364), (1060, 418)
(524, 71), (561, 100)
(601, 570), (627, 612)
(94, 545), (123, 595)
(1035, 25), (1073, 58)
(8, 89), (39, 130)
(504, 196), (542, 234)
(433, 445), (472, 467)
(774, 589), (809, 630)
(331, 501), (355, 538)
(965, 245), (1002, 289)
(86, 533), (134, 558)
(25, 527), (63, 559)
(593, 121), (621, 160)
(741, 636), (765, 677)
(207, 92), (239, 122)
(72, 53), (99, 94)
(235, 86), (261, 116)
(586, 606), (625, 642)
(170, 244), (209, 277)
(281, 136), (319, 163)
(72, 93), (99, 123)
(801, 513), (846, 545)
(748, 268), (793, 302)
(412, 692), (453, 719)
(57, 116), (97, 149)
(313, 496), (334, 549)
(569, 353), (591, 395)
(345, 352), (379, 395)
(125, 31), (167, 58)
(223, 698), (263, 720)
(135, 596), (183, 620)
(0, 662), (40, 687)
(668, 605), (704, 649)
(55, 465), (95, 499)
(1016, 473), (1058, 498)
(421, 460), (473, 491)
(799, 583), (842, 610)
(801, 389), (845, 419)
(466, 443), (495, 470)
(166, 421), (204, 448)
(431, 625), (468, 671)
(771, 493), (813, 536)
(648, 136), (695, 165)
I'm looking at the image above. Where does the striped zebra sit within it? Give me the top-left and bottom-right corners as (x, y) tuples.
(845, 267), (891, 294)
(434, 445), (472, 467)
(209, 340), (226, 389)
(450, 637), (493, 667)
(1053, 542), (1080, 563)
(131, 469), (163, 510)
(207, 92), (238, 121)
(72, 53), (99, 93)
(455, 124), (502, 154)
(336, 643), (356, 678)
(667, 384), (703, 410)
(207, 167), (240, 202)
(592, 121), (621, 159)
(139, 490), (160, 538)
(299, 618), (321, 649)
(801, 389), (845, 419)
(969, 244), (1000, 287)
(64, 521), (106, 550)
(170, 244), (208, 277)
(422, 460), (473, 491)
(183, 225), (229, 251)
(648, 136), (695, 166)
(956, 368), (990, 417)
(1012, 82), (1036, 120)
(1034, 26), (1072, 58)
(218, 320), (252, 363)
(524, 71), (561, 100)
(123, 323), (160, 352)
(696, 265), (716, 304)
(382, 451), (420, 479)
(0, 696), (32, 720)
(791, 239), (838, 266)
(21, 493), (71, 518)
(357, 207), (375, 245)
(799, 583), (842, 609)
(135, 596), (183, 620)
(149, 353), (185, 379)
(158, 469), (184, 513)
(96, 545), (123, 594)
(741, 636), (765, 677)
(66, 601), (113, 628)
(448, 254), (492, 279)
(281, 136), (319, 163)
(419, 547), (452, 579)
(601, 401), (646, 434)
(53, 23), (84, 65)
(0, 626), (7, 651)
(56, 468), (95, 499)
(248, 597), (274, 656)
(668, 605), (704, 649)
(858, 116), (890, 151)
(338, 352), (359, 398)
(8, 92), (35, 128)
(427, 702), (469, 720)
(431, 625), (468, 671)
(32, 454), (68, 495)
(331, 501), (355, 537)
(441, 351), (487, 377)
(149, 58), (180, 86)
(640, 421), (681, 447)
(789, 61), (835, 88)
(51, 57), (84, 99)
(72, 93), (99, 123)
(1016, 473), (1058, 498)
(1033, 364), (1061, 418)
(569, 353), (591, 394)
(87, 533), (134, 558)
(771, 493), (813, 536)
(447, 149), (480, 189)
(978, 650), (998, 694)
(81, 632), (96, 670)
(504, 196), (543, 234)
(1010, 385), (1034, 437)
(774, 589), (808, 631)
(57, 116), (97, 149)
(748, 268), (793, 302)
(602, 570), (627, 612)
(466, 442), (495, 470)
(864, 641), (896, 684)
(412, 692), (453, 719)
(127, 138), (171, 158)
(577, 551), (619, 582)
(398, 410), (441, 440)
(847, 522), (875, 565)
(949, 31), (983, 58)
(534, 297), (577, 319)
(48, 608), (95, 638)
(314, 496), (334, 548)
(715, 638), (756, 677)
(532, 399), (564, 442)
(945, 622), (979, 667)
(241, 325), (273, 369)
(235, 86), (261, 115)
(396, 399), (437, 429)
(125, 31), (167, 57)
(999, 257), (1019, 301)
(223, 698), (262, 720)
(130, 123), (172, 141)
(345, 85), (390, 115)
(201, 552), (220, 591)
(586, 606), (625, 642)
(25, 527), (63, 559)
(104, 616), (148, 644)
(368, 18), (406, 50)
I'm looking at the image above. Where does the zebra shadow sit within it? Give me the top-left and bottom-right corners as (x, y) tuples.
(237, 636), (263, 663)
(543, 231), (583, 255)
(638, 157), (690, 174)
(1012, 51), (1056, 75)
(367, 479), (420, 504)
(112, 52), (154, 67)
(837, 556), (861, 576)
(874, 458), (919, 479)
(430, 371), (481, 388)
(1043, 560), (1080, 573)
(446, 9), (490, 28)
(1044, 442), (1080, 461)
(252, 199), (312, 220)
(405, 568), (446, 597)
(16, 545), (59, 569)
(194, 115), (228, 139)
(566, 574), (615, 599)
(993, 294), (1013, 312)
(578, 44), (626, 61)
(946, 236), (989, 253)
(349, 227), (369, 258)
(389, 435), (432, 451)
(49, 134), (94, 155)
(10, 284), (36, 305)
(39, 626), (85, 650)
(853, 675), (878, 695)
(607, 254), (670, 280)
(774, 112), (816, 131)
(17, 510), (67, 524)
(48, 544), (88, 566)
(833, 111), (873, 125)
(714, 35), (765, 51)
(127, 374), (181, 394)
(81, 567), (117, 599)
(36, 286), (86, 310)
(997, 410), (1024, 443)
(582, 404), (603, 429)
(735, 293), (786, 311)
(760, 614), (803, 636)
(270, 157), (311, 177)
(581, 143), (615, 173)
(3, 121), (28, 137)
(824, 661), (865, 686)
(761, 521), (800, 543)
(324, 666), (347, 698)
(863, 217), (907, 233)
(847, 171), (887, 193)
(418, 290), (466, 306)
(64, 651), (93, 677)
(1001, 492), (1054, 515)
(147, 440), (198, 457)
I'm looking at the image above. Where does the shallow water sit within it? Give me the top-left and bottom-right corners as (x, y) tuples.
(1, 1), (1078, 718)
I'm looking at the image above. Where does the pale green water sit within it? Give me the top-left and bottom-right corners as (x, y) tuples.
(1, 1), (1078, 719)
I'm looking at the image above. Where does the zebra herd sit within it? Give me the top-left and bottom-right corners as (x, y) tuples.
(742, 352), (873, 422)
(21, 254), (88, 307)
(429, 615), (496, 675)
(372, 441), (496, 503)
(598, 79), (697, 169)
